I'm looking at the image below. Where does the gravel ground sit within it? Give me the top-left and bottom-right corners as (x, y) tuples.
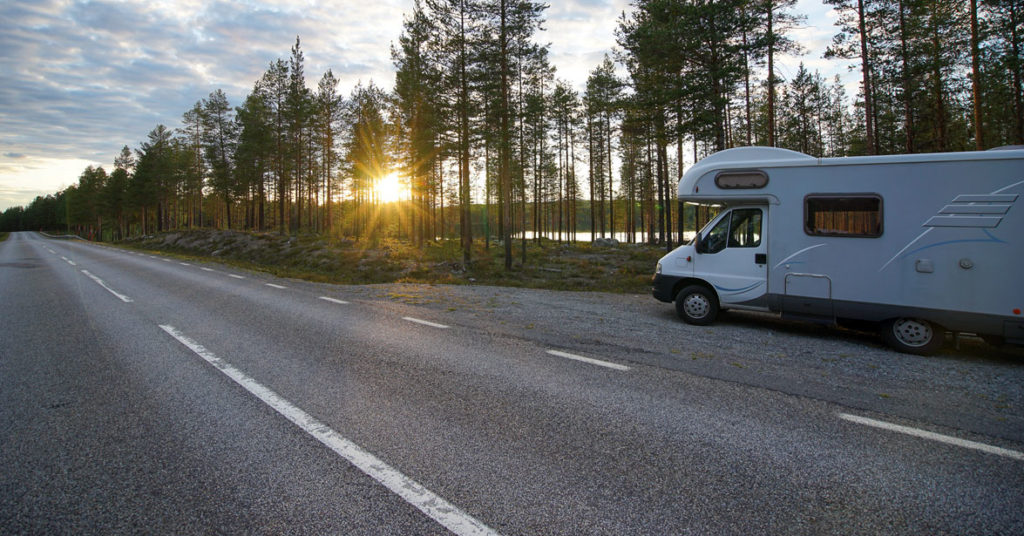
(327, 282), (1024, 445)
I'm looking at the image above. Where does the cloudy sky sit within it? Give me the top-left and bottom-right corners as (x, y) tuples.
(0, 0), (840, 211)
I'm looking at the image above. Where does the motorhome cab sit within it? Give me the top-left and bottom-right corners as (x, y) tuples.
(652, 146), (1024, 355)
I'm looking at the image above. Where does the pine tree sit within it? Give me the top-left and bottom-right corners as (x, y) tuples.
(201, 89), (238, 229)
(826, 0), (880, 154)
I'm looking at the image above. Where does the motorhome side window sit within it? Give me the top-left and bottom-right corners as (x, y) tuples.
(804, 195), (883, 237)
(704, 209), (762, 253)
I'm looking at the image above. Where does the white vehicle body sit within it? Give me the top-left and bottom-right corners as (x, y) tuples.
(651, 146), (1024, 353)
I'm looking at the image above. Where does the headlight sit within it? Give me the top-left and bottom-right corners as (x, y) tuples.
(655, 262), (662, 274)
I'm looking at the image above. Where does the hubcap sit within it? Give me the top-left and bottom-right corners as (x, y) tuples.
(683, 294), (710, 319)
(892, 318), (933, 347)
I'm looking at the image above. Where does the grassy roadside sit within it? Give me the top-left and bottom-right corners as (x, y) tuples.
(0, 232), (9, 242)
(119, 229), (666, 294)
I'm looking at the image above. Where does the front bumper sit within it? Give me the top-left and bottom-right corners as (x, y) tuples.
(652, 273), (683, 303)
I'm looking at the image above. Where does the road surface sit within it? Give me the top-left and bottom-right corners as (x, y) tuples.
(2, 231), (1022, 534)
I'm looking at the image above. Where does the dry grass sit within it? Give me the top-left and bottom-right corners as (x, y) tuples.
(120, 229), (667, 293)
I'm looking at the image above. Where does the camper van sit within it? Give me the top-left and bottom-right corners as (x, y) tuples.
(652, 146), (1024, 355)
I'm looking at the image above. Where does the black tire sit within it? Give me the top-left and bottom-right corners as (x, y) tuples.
(882, 317), (945, 355)
(675, 285), (719, 326)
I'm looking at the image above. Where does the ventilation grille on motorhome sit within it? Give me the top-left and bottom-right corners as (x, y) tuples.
(924, 194), (1018, 228)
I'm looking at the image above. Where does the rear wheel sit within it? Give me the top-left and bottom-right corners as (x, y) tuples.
(675, 285), (719, 326)
(882, 318), (945, 355)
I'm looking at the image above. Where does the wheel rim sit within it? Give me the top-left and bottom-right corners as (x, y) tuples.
(891, 318), (933, 348)
(683, 293), (710, 319)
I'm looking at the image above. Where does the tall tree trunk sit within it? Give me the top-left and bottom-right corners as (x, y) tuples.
(898, 0), (916, 152)
(459, 0), (472, 265)
(605, 110), (614, 241)
(500, 0), (513, 270)
(970, 0), (984, 149)
(767, 3), (777, 147)
(857, 0), (876, 154)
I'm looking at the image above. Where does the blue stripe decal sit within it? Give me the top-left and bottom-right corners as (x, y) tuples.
(712, 281), (764, 293)
(901, 229), (1005, 259)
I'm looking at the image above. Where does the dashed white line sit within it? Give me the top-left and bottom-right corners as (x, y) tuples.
(200, 267), (215, 272)
(228, 274), (246, 279)
(403, 317), (450, 329)
(839, 413), (1024, 461)
(265, 283), (286, 289)
(80, 270), (133, 303)
(61, 256), (76, 266)
(319, 296), (350, 305)
(546, 349), (631, 371)
(162, 258), (172, 263)
(159, 325), (497, 536)
(180, 262), (191, 266)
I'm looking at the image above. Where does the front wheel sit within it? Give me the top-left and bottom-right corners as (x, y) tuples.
(882, 318), (945, 355)
(675, 285), (719, 326)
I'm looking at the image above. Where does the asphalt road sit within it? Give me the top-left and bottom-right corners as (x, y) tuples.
(1, 231), (1022, 535)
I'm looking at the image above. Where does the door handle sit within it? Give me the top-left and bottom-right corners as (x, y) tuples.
(755, 253), (767, 265)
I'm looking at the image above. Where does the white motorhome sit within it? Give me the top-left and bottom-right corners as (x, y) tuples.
(652, 146), (1024, 354)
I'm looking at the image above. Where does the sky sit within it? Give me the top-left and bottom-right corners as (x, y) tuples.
(0, 0), (843, 211)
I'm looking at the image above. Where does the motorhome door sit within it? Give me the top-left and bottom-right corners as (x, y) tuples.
(695, 207), (768, 307)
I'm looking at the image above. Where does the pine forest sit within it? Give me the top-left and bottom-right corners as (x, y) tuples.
(3, 0), (1022, 268)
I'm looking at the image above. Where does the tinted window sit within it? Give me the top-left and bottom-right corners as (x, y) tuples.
(728, 209), (762, 247)
(716, 171), (768, 189)
(805, 195), (882, 237)
(703, 214), (731, 253)
(702, 208), (762, 253)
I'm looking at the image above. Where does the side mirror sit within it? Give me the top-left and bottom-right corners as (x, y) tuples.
(694, 232), (705, 254)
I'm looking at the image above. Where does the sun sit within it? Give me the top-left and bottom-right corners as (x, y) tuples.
(375, 171), (405, 203)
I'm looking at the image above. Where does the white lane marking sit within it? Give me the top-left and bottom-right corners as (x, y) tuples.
(162, 258), (172, 263)
(546, 350), (631, 371)
(403, 317), (450, 329)
(61, 256), (76, 266)
(319, 296), (350, 305)
(265, 283), (286, 289)
(159, 325), (498, 536)
(839, 413), (1024, 461)
(180, 262), (191, 266)
(80, 270), (133, 303)
(201, 267), (216, 272)
(228, 274), (246, 279)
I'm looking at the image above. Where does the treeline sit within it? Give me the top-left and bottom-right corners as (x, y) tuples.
(3, 0), (1021, 266)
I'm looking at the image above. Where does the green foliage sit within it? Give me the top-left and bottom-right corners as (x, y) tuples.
(17, 2), (1022, 247)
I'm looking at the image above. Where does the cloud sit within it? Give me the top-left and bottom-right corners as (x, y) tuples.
(1, 0), (845, 210)
(1, 0), (410, 208)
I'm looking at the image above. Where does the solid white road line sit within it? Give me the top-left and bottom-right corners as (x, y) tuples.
(403, 317), (450, 329)
(159, 325), (498, 536)
(319, 296), (349, 305)
(265, 283), (286, 289)
(80, 270), (133, 303)
(546, 350), (631, 372)
(839, 413), (1024, 461)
